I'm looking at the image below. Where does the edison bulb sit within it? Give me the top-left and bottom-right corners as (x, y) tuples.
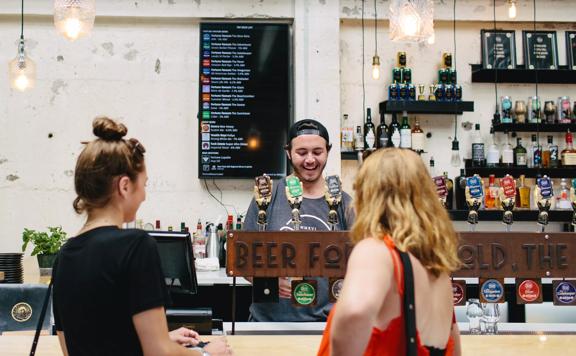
(427, 33), (435, 45)
(508, 1), (517, 19)
(64, 17), (82, 40)
(14, 74), (30, 91)
(450, 139), (461, 167)
(372, 65), (380, 80)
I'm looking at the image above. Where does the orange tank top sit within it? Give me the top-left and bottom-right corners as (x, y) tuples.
(317, 236), (455, 356)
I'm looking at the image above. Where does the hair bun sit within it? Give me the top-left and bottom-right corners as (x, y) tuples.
(92, 117), (127, 141)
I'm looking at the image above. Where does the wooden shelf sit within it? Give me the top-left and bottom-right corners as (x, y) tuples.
(492, 123), (576, 133)
(471, 64), (576, 84)
(379, 100), (474, 115)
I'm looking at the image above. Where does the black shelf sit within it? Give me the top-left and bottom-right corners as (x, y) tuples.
(341, 152), (360, 160)
(379, 100), (474, 115)
(492, 123), (576, 133)
(449, 209), (574, 222)
(464, 160), (574, 178)
(471, 64), (576, 84)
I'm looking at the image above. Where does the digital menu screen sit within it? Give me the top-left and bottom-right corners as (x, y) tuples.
(198, 22), (291, 178)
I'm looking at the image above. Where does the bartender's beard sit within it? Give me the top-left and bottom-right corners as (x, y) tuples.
(290, 159), (327, 184)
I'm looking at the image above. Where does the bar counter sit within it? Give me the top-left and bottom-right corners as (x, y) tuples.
(1, 334), (575, 356)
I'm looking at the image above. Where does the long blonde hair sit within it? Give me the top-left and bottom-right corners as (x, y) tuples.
(351, 148), (460, 277)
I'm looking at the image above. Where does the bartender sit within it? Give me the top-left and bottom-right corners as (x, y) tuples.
(243, 119), (354, 322)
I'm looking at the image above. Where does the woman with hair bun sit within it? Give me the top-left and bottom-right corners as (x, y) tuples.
(318, 148), (462, 356)
(52, 117), (232, 356)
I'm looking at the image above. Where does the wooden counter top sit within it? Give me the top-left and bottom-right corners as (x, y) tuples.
(1, 334), (575, 356)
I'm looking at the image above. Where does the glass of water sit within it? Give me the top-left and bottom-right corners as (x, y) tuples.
(482, 303), (500, 334)
(466, 298), (483, 335)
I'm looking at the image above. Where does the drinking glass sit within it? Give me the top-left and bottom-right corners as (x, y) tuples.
(466, 298), (483, 335)
(482, 303), (500, 334)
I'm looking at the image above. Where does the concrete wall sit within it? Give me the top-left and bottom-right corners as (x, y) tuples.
(1, 0), (575, 255)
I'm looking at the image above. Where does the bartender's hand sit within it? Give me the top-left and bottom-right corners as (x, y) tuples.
(169, 327), (200, 346)
(279, 277), (292, 299)
(204, 337), (233, 355)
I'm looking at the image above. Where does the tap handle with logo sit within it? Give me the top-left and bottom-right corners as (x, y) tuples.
(535, 175), (553, 230)
(465, 175), (484, 227)
(499, 175), (516, 227)
(324, 175), (342, 230)
(254, 175), (273, 230)
(285, 176), (303, 230)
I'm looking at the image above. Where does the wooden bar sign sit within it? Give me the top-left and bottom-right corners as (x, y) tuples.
(226, 231), (351, 278)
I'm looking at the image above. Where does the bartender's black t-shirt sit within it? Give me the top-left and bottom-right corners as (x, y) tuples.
(53, 226), (168, 356)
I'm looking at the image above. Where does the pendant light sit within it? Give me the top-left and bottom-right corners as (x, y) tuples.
(54, 0), (95, 41)
(371, 0), (380, 80)
(508, 0), (517, 19)
(389, 0), (434, 42)
(9, 0), (35, 92)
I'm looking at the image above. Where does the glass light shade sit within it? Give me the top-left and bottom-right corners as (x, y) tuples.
(389, 0), (434, 42)
(9, 46), (36, 91)
(372, 55), (381, 80)
(450, 139), (461, 167)
(54, 0), (95, 41)
(508, 1), (517, 19)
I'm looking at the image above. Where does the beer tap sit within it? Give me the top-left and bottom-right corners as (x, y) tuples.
(498, 174), (516, 232)
(570, 179), (576, 228)
(432, 175), (448, 208)
(254, 175), (273, 231)
(465, 175), (484, 231)
(324, 175), (343, 231)
(285, 176), (303, 231)
(534, 175), (554, 232)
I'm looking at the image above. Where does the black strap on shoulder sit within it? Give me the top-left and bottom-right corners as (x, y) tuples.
(396, 248), (418, 356)
(337, 196), (348, 230)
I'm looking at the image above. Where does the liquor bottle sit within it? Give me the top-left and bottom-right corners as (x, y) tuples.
(513, 137), (527, 167)
(515, 174), (531, 209)
(486, 128), (500, 168)
(561, 130), (576, 167)
(428, 156), (437, 177)
(443, 171), (454, 210)
(471, 123), (486, 167)
(485, 174), (499, 209)
(354, 125), (364, 151)
(527, 134), (542, 168)
(411, 119), (425, 154)
(155, 220), (161, 230)
(236, 217), (243, 230)
(388, 113), (401, 148)
(547, 135), (559, 168)
(340, 114), (355, 152)
(193, 219), (206, 259)
(364, 108), (376, 151)
(542, 136), (552, 168)
(501, 132), (514, 167)
(556, 178), (572, 210)
(217, 223), (226, 267)
(376, 112), (389, 149)
(454, 169), (467, 210)
(399, 111), (412, 149)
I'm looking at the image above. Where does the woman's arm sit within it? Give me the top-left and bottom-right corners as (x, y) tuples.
(56, 331), (69, 356)
(330, 238), (393, 356)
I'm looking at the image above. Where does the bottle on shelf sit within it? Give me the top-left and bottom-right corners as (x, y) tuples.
(376, 112), (389, 149)
(485, 174), (499, 209)
(556, 178), (572, 210)
(561, 130), (576, 167)
(340, 114), (355, 152)
(515, 174), (531, 209)
(217, 223), (226, 267)
(501, 132), (514, 168)
(388, 113), (401, 148)
(443, 171), (454, 210)
(454, 169), (467, 210)
(155, 220), (161, 230)
(471, 123), (486, 167)
(528, 134), (542, 168)
(399, 111), (412, 149)
(542, 135), (559, 168)
(364, 108), (376, 151)
(193, 219), (206, 259)
(411, 119), (425, 154)
(486, 127), (500, 168)
(513, 137), (527, 167)
(354, 125), (364, 151)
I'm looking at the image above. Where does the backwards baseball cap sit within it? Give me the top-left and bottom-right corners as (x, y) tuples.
(287, 119), (330, 146)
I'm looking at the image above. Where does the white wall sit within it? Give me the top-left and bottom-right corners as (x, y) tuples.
(1, 0), (575, 255)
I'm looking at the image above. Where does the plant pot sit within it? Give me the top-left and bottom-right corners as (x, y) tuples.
(36, 254), (57, 269)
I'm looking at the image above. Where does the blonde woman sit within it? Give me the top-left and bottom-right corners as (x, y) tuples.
(318, 148), (461, 356)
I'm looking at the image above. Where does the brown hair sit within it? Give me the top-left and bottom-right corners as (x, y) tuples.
(351, 148), (460, 277)
(73, 117), (146, 214)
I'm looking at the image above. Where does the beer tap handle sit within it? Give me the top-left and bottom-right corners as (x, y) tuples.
(285, 176), (304, 230)
(254, 175), (273, 230)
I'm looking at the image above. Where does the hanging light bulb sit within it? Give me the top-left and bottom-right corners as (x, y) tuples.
(508, 0), (517, 19)
(389, 0), (434, 42)
(427, 32), (435, 45)
(9, 39), (36, 91)
(450, 138), (461, 167)
(54, 0), (95, 41)
(372, 54), (381, 80)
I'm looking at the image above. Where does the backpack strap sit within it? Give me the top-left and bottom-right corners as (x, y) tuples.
(396, 248), (418, 356)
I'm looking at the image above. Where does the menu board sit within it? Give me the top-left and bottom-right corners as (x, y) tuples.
(198, 23), (291, 178)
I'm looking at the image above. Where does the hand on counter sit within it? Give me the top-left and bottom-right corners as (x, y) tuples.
(204, 337), (233, 355)
(169, 327), (200, 346)
(279, 277), (292, 299)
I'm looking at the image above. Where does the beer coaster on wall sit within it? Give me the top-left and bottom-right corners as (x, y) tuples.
(452, 280), (466, 306)
(480, 278), (505, 303)
(291, 279), (317, 307)
(523, 30), (559, 70)
(329, 277), (344, 303)
(552, 280), (576, 306)
(481, 29), (516, 69)
(516, 278), (543, 304)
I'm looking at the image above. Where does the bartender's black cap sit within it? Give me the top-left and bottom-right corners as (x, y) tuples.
(286, 119), (331, 149)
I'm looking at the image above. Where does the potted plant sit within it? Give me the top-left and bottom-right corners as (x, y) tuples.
(22, 226), (67, 269)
